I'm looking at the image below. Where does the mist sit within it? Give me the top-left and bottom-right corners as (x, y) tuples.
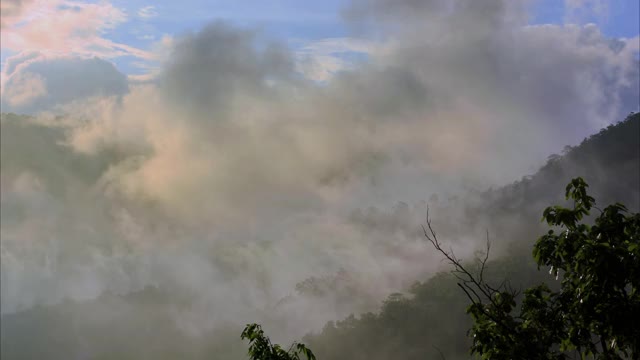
(1, 0), (639, 351)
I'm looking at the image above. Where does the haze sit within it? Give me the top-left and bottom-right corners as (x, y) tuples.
(0, 0), (639, 356)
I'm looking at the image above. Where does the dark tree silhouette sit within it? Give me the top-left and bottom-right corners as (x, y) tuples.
(426, 177), (640, 359)
(241, 324), (316, 360)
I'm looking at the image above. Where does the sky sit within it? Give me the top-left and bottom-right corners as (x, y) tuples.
(0, 0), (639, 343)
(1, 0), (638, 84)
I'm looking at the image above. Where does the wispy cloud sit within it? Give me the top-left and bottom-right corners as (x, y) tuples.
(2, 70), (47, 106)
(137, 5), (158, 19)
(295, 37), (375, 81)
(0, 0), (153, 60)
(0, 52), (129, 113)
(564, 0), (609, 24)
(0, 0), (37, 28)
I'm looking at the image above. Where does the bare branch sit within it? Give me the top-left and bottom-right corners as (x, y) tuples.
(423, 208), (517, 336)
(432, 345), (446, 360)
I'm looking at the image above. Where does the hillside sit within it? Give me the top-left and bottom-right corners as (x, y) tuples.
(304, 112), (640, 359)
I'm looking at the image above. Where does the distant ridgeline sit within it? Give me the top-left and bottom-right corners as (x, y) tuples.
(486, 111), (639, 213)
(436, 112), (640, 254)
(1, 113), (638, 360)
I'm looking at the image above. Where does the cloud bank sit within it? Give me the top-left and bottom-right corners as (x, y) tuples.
(1, 0), (639, 342)
(1, 53), (129, 114)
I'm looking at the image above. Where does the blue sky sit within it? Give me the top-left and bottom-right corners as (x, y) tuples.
(108, 0), (640, 40)
(119, 1), (637, 38)
(531, 0), (639, 37)
(107, 0), (351, 75)
(122, 0), (639, 76)
(1, 0), (638, 80)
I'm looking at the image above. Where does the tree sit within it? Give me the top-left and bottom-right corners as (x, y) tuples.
(426, 177), (640, 359)
(241, 323), (316, 360)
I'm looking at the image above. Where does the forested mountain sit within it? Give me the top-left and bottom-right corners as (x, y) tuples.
(1, 113), (638, 359)
(305, 114), (640, 360)
(426, 112), (639, 255)
(304, 112), (640, 360)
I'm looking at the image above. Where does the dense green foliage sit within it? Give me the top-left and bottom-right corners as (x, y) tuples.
(461, 177), (640, 359)
(242, 324), (315, 360)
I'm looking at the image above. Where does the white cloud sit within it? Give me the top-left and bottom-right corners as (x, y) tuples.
(0, 0), (36, 28)
(295, 37), (375, 81)
(1, 52), (129, 113)
(564, 0), (609, 24)
(138, 5), (158, 19)
(2, 70), (47, 106)
(0, 0), (153, 60)
(137, 34), (156, 40)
